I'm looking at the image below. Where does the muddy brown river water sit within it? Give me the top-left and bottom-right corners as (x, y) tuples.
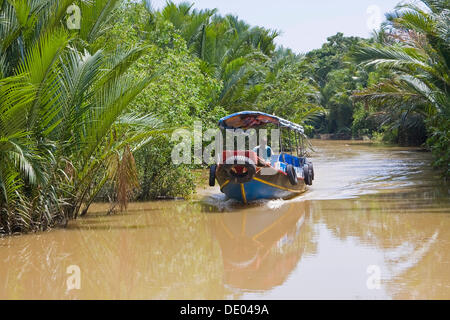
(0, 140), (449, 299)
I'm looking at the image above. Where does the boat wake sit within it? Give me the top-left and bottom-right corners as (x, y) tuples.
(201, 191), (290, 212)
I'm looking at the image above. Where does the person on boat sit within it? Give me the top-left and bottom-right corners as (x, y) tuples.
(253, 137), (272, 162)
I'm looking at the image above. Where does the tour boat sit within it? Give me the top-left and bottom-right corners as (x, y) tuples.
(209, 111), (314, 203)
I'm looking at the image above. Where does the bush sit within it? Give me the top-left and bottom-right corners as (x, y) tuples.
(135, 135), (197, 200)
(427, 119), (450, 178)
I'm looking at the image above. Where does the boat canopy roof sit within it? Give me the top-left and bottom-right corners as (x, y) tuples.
(218, 111), (304, 133)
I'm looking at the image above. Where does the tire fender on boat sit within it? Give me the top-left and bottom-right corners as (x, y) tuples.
(308, 162), (314, 181)
(209, 165), (217, 187)
(286, 164), (298, 185)
(303, 164), (312, 186)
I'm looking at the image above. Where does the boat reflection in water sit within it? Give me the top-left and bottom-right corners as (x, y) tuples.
(206, 201), (316, 291)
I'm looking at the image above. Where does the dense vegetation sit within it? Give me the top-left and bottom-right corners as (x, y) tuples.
(0, 0), (448, 234)
(0, 0), (163, 233)
(352, 0), (449, 175)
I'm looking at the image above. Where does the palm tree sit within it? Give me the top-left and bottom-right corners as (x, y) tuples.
(352, 0), (449, 174)
(0, 0), (162, 233)
(258, 47), (323, 126)
(147, 1), (279, 110)
(158, 1), (217, 49)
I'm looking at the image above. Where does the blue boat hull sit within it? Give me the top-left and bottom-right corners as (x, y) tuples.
(217, 169), (306, 203)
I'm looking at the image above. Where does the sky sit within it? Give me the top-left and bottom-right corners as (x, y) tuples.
(149, 0), (403, 53)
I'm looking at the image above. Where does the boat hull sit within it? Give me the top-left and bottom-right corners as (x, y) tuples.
(216, 166), (306, 203)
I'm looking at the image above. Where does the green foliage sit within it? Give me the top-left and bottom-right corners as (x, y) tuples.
(2, 0), (447, 234)
(134, 135), (196, 200)
(351, 103), (378, 138)
(257, 47), (323, 129)
(0, 0), (163, 233)
(427, 119), (450, 176)
(144, 0), (320, 117)
(100, 1), (226, 200)
(352, 0), (450, 175)
(102, 0), (323, 199)
(303, 33), (370, 135)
